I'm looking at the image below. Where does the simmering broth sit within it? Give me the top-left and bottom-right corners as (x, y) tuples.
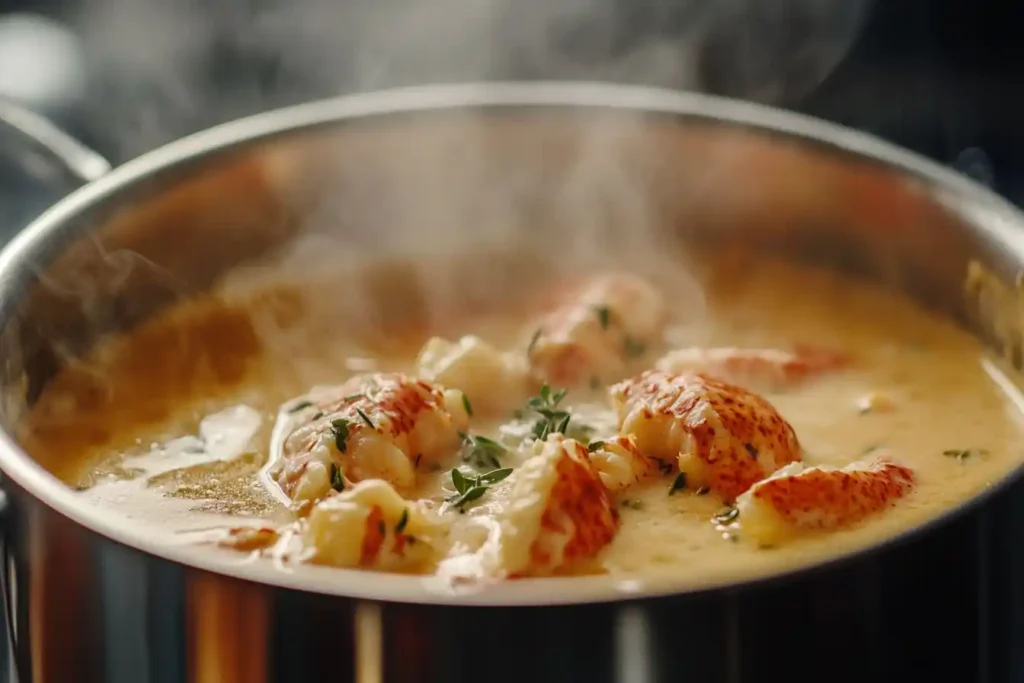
(21, 251), (1024, 591)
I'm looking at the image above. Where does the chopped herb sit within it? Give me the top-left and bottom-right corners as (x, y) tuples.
(526, 328), (542, 357)
(396, 508), (409, 534)
(588, 440), (605, 453)
(312, 411), (325, 420)
(331, 418), (351, 453)
(621, 499), (644, 510)
(446, 467), (513, 511)
(521, 384), (591, 442)
(462, 394), (474, 418)
(862, 444), (881, 455)
(343, 393), (364, 402)
(669, 472), (687, 495)
(451, 468), (469, 495)
(355, 408), (375, 429)
(555, 413), (571, 434)
(377, 520), (386, 536)
(593, 305), (611, 330)
(623, 335), (647, 359)
(330, 463), (345, 492)
(476, 467), (514, 485)
(460, 433), (507, 470)
(449, 486), (488, 512)
(288, 400), (314, 413)
(943, 448), (988, 461)
(712, 506), (740, 526)
(744, 443), (758, 459)
(695, 486), (710, 496)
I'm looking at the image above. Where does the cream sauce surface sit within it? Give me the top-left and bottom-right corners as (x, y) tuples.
(22, 254), (1024, 591)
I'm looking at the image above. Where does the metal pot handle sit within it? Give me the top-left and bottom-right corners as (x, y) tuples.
(0, 98), (112, 189)
(0, 100), (110, 683)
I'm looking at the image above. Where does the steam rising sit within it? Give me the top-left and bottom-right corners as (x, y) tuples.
(19, 0), (873, 409)
(73, 0), (870, 158)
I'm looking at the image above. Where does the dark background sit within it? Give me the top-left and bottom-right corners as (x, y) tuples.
(1, 0), (1022, 174)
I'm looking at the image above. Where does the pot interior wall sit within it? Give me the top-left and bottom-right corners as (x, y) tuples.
(0, 105), (1019, 465)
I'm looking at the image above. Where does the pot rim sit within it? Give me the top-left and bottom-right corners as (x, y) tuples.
(2, 80), (1023, 606)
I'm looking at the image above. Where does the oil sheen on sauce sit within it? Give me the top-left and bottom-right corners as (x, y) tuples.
(20, 255), (1024, 591)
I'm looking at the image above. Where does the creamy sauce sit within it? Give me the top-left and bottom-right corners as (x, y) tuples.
(21, 253), (1024, 591)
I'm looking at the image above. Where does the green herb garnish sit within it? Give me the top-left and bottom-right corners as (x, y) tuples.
(593, 305), (611, 330)
(712, 506), (739, 526)
(288, 400), (314, 413)
(744, 443), (758, 459)
(462, 394), (474, 418)
(669, 472), (687, 495)
(331, 418), (351, 453)
(526, 328), (542, 357)
(522, 384), (583, 440)
(588, 440), (605, 453)
(943, 448), (988, 461)
(355, 408), (375, 429)
(446, 467), (514, 512)
(330, 463), (345, 492)
(459, 432), (507, 470)
(556, 413), (571, 434)
(396, 508), (409, 534)
(343, 393), (364, 402)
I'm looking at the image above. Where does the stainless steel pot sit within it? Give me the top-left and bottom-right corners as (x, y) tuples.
(1, 82), (1024, 683)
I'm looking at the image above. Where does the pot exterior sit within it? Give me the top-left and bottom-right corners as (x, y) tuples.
(1, 84), (1024, 683)
(5, 473), (1023, 683)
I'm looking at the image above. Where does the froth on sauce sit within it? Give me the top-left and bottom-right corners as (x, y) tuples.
(20, 253), (1024, 591)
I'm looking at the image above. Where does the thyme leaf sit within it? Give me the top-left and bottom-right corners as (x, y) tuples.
(459, 433), (507, 470)
(355, 408), (375, 429)
(330, 463), (345, 492)
(446, 467), (514, 511)
(943, 448), (988, 461)
(712, 506), (739, 526)
(331, 418), (351, 453)
(288, 400), (313, 413)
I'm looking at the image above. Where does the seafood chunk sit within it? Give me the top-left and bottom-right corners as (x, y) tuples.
(467, 434), (619, 578)
(654, 345), (849, 391)
(272, 373), (470, 502)
(610, 371), (802, 500)
(736, 455), (915, 546)
(305, 479), (438, 570)
(416, 335), (531, 415)
(528, 273), (666, 387)
(588, 434), (663, 492)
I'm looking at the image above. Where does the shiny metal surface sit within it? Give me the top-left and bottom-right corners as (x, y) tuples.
(0, 82), (1022, 681)
(0, 97), (110, 184)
